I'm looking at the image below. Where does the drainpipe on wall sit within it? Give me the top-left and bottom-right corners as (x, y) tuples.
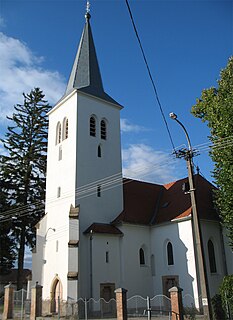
(90, 230), (93, 298)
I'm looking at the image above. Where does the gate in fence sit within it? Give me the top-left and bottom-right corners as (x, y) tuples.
(127, 295), (172, 320)
(13, 289), (30, 320)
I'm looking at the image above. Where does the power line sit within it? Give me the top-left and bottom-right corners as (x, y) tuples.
(1, 136), (232, 223)
(1, 136), (233, 221)
(0, 157), (178, 223)
(125, 0), (176, 151)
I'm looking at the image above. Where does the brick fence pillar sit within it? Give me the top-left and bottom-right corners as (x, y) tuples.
(30, 283), (43, 320)
(169, 286), (184, 320)
(2, 283), (14, 320)
(115, 288), (128, 320)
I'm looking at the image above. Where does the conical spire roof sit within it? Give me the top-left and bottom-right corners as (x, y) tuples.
(65, 13), (121, 106)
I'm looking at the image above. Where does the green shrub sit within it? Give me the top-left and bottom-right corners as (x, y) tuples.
(183, 304), (200, 320)
(211, 294), (226, 320)
(219, 275), (233, 319)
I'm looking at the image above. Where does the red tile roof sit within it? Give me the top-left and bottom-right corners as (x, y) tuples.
(113, 179), (163, 225)
(84, 223), (123, 235)
(113, 175), (219, 226)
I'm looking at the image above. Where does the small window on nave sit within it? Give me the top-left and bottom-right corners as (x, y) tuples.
(167, 242), (174, 265)
(208, 239), (217, 273)
(139, 248), (145, 265)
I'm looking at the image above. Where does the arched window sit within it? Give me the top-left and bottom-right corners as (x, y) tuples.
(208, 239), (217, 273)
(167, 242), (174, 265)
(90, 116), (96, 137)
(100, 120), (107, 140)
(139, 248), (145, 265)
(98, 145), (102, 158)
(56, 122), (61, 144)
(63, 118), (68, 140)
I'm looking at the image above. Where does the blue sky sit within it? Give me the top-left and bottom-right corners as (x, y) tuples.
(0, 0), (232, 186)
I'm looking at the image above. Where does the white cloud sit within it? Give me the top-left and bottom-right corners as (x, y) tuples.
(0, 32), (66, 121)
(122, 143), (180, 184)
(120, 118), (148, 133)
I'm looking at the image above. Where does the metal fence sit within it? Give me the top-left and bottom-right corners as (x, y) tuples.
(40, 297), (117, 319)
(127, 295), (171, 319)
(13, 289), (30, 320)
(45, 294), (171, 319)
(1, 289), (219, 320)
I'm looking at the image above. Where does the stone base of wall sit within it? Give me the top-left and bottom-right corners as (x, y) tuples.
(41, 300), (78, 318)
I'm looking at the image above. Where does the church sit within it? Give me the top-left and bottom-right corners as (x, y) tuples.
(32, 5), (233, 315)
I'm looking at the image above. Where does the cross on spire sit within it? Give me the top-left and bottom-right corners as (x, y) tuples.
(85, 0), (91, 20)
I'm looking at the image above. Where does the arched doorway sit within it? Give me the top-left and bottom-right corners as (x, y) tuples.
(50, 277), (63, 314)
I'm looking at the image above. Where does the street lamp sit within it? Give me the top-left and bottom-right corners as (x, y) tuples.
(169, 112), (212, 320)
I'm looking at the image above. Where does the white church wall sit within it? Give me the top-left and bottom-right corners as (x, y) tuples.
(151, 219), (199, 309)
(91, 234), (122, 299)
(119, 224), (153, 299)
(37, 92), (78, 300)
(200, 220), (229, 298)
(42, 225), (68, 299)
(76, 93), (124, 300)
(32, 214), (48, 286)
(46, 91), (77, 206)
(76, 93), (123, 229)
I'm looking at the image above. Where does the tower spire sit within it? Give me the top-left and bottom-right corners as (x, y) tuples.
(64, 1), (121, 106)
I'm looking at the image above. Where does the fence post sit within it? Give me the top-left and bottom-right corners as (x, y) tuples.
(147, 296), (151, 320)
(169, 286), (184, 320)
(115, 288), (128, 320)
(30, 283), (43, 320)
(2, 283), (14, 320)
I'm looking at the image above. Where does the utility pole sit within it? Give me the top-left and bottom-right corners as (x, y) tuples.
(169, 112), (212, 320)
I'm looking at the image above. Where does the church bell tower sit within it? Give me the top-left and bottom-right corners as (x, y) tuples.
(32, 2), (123, 302)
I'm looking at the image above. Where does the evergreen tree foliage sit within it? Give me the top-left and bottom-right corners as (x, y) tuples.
(0, 88), (51, 288)
(0, 158), (16, 274)
(191, 56), (233, 247)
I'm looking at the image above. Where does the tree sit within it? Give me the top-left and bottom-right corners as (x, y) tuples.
(0, 88), (51, 288)
(191, 56), (233, 247)
(0, 158), (16, 274)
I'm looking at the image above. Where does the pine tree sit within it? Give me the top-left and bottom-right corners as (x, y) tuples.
(0, 158), (16, 274)
(1, 88), (51, 288)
